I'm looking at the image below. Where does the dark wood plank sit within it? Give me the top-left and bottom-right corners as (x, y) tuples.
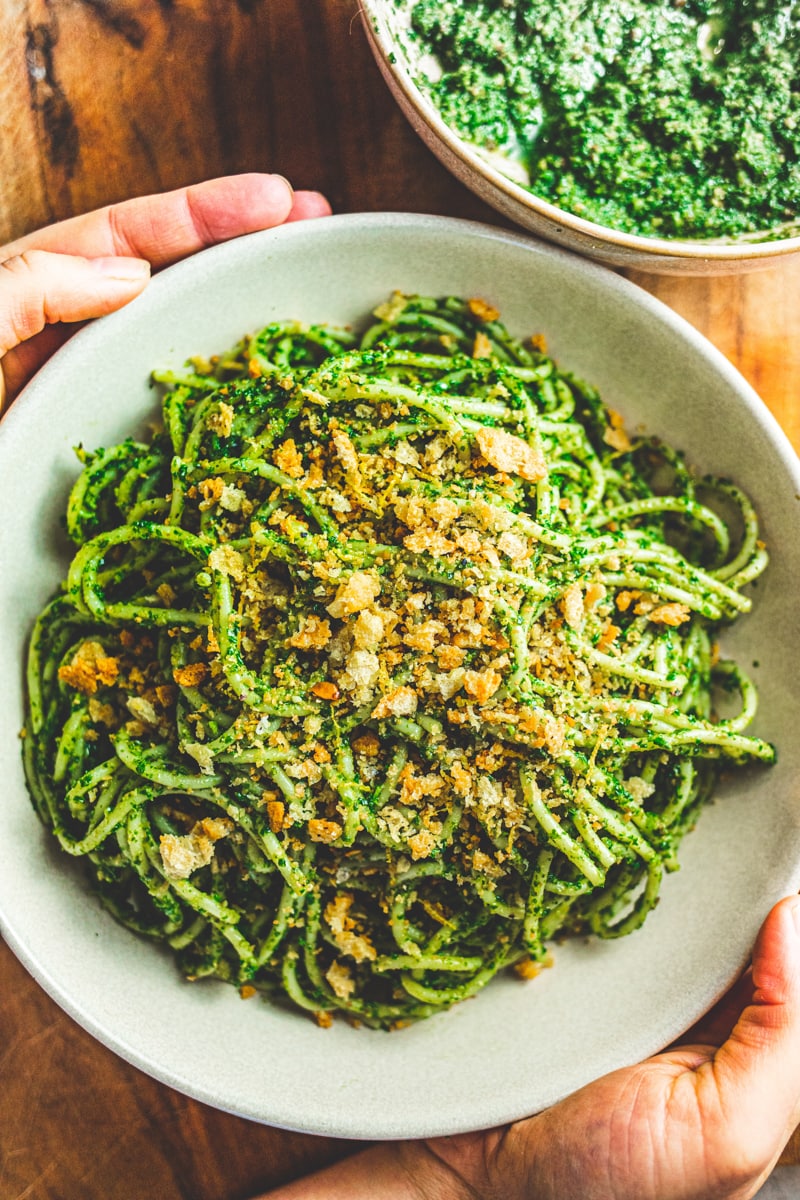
(0, 940), (360, 1199)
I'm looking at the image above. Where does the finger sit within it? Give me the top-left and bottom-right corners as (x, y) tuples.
(286, 190), (333, 222)
(0, 250), (150, 355)
(0, 326), (70, 403)
(676, 965), (755, 1050)
(0, 174), (303, 269)
(712, 896), (800, 1140)
(0, 251), (149, 411)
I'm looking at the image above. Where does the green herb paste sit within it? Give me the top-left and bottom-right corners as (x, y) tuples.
(405, 0), (799, 239)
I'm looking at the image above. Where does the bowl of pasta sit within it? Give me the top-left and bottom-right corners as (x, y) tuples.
(361, 0), (800, 274)
(1, 212), (799, 1138)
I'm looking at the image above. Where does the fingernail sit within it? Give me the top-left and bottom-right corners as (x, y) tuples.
(273, 174), (295, 197)
(789, 896), (800, 935)
(92, 256), (151, 281)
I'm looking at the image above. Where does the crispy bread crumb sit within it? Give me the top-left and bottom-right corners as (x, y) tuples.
(58, 641), (119, 696)
(474, 425), (547, 482)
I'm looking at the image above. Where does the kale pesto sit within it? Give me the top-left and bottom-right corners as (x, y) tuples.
(24, 294), (773, 1027)
(405, 0), (800, 239)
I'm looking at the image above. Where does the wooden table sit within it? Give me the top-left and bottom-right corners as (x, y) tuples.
(0, 2), (798, 1196)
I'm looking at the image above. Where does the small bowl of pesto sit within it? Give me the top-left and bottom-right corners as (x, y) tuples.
(362, 0), (800, 274)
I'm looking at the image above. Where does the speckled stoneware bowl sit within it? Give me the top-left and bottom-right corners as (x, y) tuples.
(1, 213), (799, 1139)
(361, 1), (800, 276)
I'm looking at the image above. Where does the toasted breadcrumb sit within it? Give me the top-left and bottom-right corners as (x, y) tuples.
(308, 819), (343, 843)
(463, 667), (502, 704)
(352, 733), (380, 757)
(325, 895), (377, 962)
(198, 477), (225, 509)
(184, 742), (216, 774)
(207, 401), (234, 438)
(467, 297), (500, 323)
(159, 817), (233, 880)
(603, 409), (632, 453)
(266, 799), (287, 833)
(326, 571), (381, 619)
(371, 685), (418, 719)
(514, 954), (553, 980)
(497, 531), (529, 562)
(596, 623), (622, 651)
(561, 582), (585, 630)
(332, 428), (361, 479)
(173, 662), (208, 688)
(472, 331), (493, 359)
(373, 291), (408, 323)
(408, 829), (437, 860)
(325, 961), (356, 1000)
(208, 544), (246, 582)
(649, 603), (691, 626)
(288, 615), (332, 650)
(585, 582), (607, 609)
(58, 641), (119, 695)
(274, 438), (305, 479)
(352, 610), (384, 651)
(126, 696), (159, 726)
(88, 698), (116, 727)
(474, 425), (547, 482)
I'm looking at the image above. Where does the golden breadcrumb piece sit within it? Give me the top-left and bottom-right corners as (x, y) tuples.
(325, 895), (377, 962)
(326, 570), (381, 619)
(287, 615), (332, 650)
(173, 662), (208, 688)
(467, 297), (500, 323)
(474, 425), (547, 482)
(208, 544), (246, 582)
(371, 685), (418, 719)
(273, 437), (305, 479)
(603, 409), (632, 453)
(207, 401), (235, 438)
(266, 799), (287, 833)
(58, 641), (119, 695)
(472, 331), (493, 358)
(325, 961), (355, 1000)
(308, 818), (343, 843)
(198, 477), (225, 509)
(649, 603), (691, 626)
(463, 667), (502, 704)
(159, 817), (233, 880)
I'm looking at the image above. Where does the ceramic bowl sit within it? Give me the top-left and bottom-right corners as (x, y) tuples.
(361, 1), (800, 276)
(1, 213), (799, 1139)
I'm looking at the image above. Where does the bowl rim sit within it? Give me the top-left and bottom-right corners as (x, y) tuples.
(360, 0), (800, 263)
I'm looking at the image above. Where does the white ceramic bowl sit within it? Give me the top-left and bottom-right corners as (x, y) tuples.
(1, 213), (799, 1139)
(361, 1), (800, 276)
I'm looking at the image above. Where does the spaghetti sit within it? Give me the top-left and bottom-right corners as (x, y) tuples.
(24, 293), (773, 1028)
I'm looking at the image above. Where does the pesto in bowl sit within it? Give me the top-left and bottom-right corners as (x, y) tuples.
(403, 0), (799, 242)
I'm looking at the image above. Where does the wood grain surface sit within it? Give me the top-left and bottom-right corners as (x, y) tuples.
(0, 1), (798, 1197)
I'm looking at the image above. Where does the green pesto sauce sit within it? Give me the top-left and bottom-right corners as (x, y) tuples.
(406, 0), (800, 239)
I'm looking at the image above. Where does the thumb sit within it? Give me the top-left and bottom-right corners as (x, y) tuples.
(714, 895), (800, 1143)
(0, 249), (150, 408)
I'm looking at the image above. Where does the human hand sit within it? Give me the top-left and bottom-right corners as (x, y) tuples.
(0, 174), (330, 412)
(265, 895), (800, 1200)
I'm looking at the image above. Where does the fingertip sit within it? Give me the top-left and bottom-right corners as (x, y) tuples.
(286, 191), (333, 222)
(184, 173), (296, 243)
(751, 896), (800, 1007)
(90, 255), (151, 283)
(244, 172), (297, 223)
